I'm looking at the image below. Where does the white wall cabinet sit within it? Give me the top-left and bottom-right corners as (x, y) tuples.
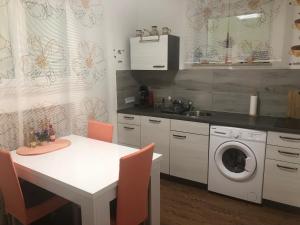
(117, 114), (141, 148)
(263, 131), (300, 207)
(141, 116), (170, 174)
(170, 120), (209, 183)
(130, 35), (179, 71)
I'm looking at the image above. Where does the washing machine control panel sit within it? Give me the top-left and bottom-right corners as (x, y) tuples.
(211, 126), (266, 142)
(230, 131), (241, 139)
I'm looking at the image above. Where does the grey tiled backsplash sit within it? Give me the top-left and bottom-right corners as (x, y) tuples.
(116, 69), (300, 117)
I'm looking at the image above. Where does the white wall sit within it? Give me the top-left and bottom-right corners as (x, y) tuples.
(103, 0), (138, 142)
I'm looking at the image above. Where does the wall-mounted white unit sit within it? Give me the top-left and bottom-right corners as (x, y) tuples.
(130, 35), (180, 71)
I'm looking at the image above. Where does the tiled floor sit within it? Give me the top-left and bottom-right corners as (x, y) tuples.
(28, 178), (300, 225)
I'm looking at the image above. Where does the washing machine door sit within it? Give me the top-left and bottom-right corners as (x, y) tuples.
(214, 141), (257, 181)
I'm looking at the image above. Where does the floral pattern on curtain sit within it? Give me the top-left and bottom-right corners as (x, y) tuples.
(0, 0), (109, 222)
(290, 0), (300, 67)
(184, 0), (286, 64)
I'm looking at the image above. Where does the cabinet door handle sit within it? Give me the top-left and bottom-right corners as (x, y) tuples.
(153, 65), (165, 68)
(124, 126), (135, 130)
(278, 150), (300, 157)
(277, 164), (298, 172)
(139, 36), (160, 43)
(173, 134), (187, 140)
(215, 131), (226, 135)
(149, 119), (161, 124)
(123, 116), (134, 120)
(279, 136), (300, 142)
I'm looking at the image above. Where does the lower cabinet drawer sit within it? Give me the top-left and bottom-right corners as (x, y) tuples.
(171, 119), (209, 135)
(263, 159), (300, 207)
(118, 113), (140, 125)
(267, 132), (300, 149)
(118, 124), (140, 148)
(266, 145), (300, 165)
(170, 131), (209, 183)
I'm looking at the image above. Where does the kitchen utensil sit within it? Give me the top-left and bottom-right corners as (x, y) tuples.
(136, 30), (144, 37)
(139, 85), (149, 106)
(288, 90), (300, 119)
(162, 27), (171, 35)
(150, 26), (159, 36)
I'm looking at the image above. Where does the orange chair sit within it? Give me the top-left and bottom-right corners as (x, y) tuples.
(88, 120), (113, 143)
(113, 144), (154, 225)
(0, 150), (69, 225)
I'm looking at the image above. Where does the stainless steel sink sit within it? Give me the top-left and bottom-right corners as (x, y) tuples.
(184, 111), (212, 117)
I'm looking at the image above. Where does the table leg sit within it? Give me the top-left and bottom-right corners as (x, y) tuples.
(81, 195), (111, 225)
(150, 161), (160, 225)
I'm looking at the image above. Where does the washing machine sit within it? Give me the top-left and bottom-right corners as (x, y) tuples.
(208, 126), (267, 204)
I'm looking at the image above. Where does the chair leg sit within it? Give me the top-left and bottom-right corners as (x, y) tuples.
(6, 214), (14, 225)
(11, 216), (17, 225)
(72, 204), (81, 225)
(140, 220), (147, 225)
(6, 214), (12, 225)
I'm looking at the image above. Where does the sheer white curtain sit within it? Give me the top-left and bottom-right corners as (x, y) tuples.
(184, 0), (286, 64)
(0, 0), (109, 223)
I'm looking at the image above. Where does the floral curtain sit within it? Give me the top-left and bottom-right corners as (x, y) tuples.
(290, 0), (300, 67)
(184, 0), (287, 64)
(0, 0), (108, 222)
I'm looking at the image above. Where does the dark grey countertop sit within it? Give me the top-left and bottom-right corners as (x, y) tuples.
(117, 107), (300, 135)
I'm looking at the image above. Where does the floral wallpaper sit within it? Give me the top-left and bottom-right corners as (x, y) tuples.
(0, 0), (109, 154)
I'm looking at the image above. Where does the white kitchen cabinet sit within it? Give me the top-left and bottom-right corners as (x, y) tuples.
(267, 131), (300, 149)
(130, 35), (179, 71)
(170, 131), (209, 183)
(141, 116), (170, 174)
(266, 145), (300, 165)
(171, 119), (209, 135)
(263, 131), (300, 207)
(263, 159), (300, 207)
(118, 124), (141, 148)
(117, 114), (141, 148)
(170, 120), (209, 183)
(118, 113), (141, 125)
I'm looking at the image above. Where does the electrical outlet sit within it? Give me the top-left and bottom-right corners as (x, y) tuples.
(125, 96), (135, 104)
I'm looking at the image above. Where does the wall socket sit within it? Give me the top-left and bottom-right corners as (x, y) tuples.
(125, 96), (135, 104)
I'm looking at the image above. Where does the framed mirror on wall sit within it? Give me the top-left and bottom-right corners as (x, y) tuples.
(184, 0), (293, 68)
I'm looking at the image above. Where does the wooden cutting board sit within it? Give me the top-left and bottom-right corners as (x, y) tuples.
(288, 90), (300, 119)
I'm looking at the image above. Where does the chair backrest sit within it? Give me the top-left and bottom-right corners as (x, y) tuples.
(0, 150), (26, 222)
(116, 144), (154, 225)
(88, 120), (113, 143)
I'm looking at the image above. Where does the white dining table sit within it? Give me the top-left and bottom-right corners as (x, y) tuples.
(11, 135), (161, 225)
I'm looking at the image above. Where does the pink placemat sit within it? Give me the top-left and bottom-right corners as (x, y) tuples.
(16, 139), (71, 156)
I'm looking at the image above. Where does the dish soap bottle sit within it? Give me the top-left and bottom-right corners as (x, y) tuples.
(49, 124), (56, 142)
